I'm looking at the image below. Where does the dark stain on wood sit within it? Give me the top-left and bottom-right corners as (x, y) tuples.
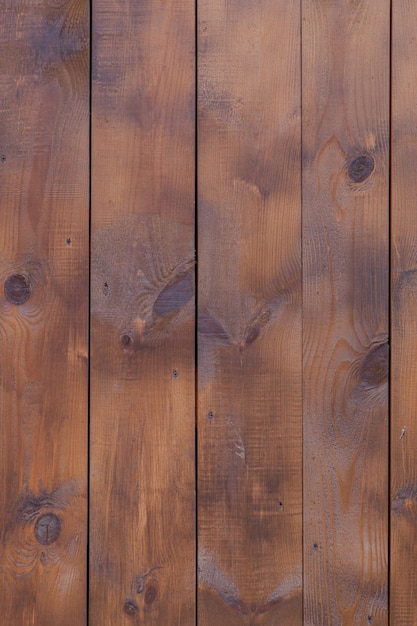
(222, 594), (249, 617)
(34, 513), (62, 545)
(17, 488), (67, 525)
(392, 484), (417, 519)
(91, 215), (195, 370)
(4, 274), (32, 305)
(347, 154), (375, 183)
(245, 324), (260, 345)
(198, 311), (230, 343)
(359, 341), (389, 388)
(153, 269), (194, 318)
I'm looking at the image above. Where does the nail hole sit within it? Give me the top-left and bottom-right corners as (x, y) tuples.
(1, 155), (6, 163)
(172, 369), (178, 379)
(313, 543), (318, 552)
(208, 411), (213, 421)
(103, 282), (109, 295)
(66, 237), (71, 246)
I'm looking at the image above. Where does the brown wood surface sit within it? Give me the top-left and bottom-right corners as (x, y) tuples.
(89, 0), (196, 624)
(391, 2), (417, 623)
(4, 4), (417, 623)
(197, 1), (302, 623)
(0, 1), (89, 624)
(302, 2), (390, 624)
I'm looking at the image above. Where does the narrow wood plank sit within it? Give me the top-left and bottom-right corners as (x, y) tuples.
(302, 2), (389, 624)
(391, 3), (417, 623)
(0, 1), (89, 624)
(90, 1), (195, 623)
(197, 2), (302, 623)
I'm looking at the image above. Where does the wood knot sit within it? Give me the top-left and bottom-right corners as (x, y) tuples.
(121, 334), (132, 348)
(360, 341), (389, 387)
(123, 599), (139, 615)
(4, 274), (32, 305)
(34, 513), (61, 545)
(144, 584), (157, 604)
(347, 154), (375, 183)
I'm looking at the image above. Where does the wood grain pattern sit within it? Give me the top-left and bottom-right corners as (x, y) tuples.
(0, 1), (89, 624)
(391, 2), (417, 623)
(197, 1), (302, 623)
(302, 2), (389, 624)
(90, 0), (195, 623)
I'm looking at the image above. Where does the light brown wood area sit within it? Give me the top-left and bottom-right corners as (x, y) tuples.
(3, 1), (417, 624)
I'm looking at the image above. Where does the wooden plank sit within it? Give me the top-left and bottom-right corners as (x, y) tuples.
(391, 3), (417, 623)
(197, 1), (302, 623)
(0, 1), (89, 624)
(302, 2), (389, 624)
(89, 1), (195, 624)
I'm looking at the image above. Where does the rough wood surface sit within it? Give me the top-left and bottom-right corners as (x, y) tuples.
(391, 2), (417, 623)
(0, 1), (89, 624)
(197, 1), (302, 623)
(302, 2), (390, 624)
(89, 0), (196, 624)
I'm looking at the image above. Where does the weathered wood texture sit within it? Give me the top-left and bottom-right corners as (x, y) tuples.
(391, 2), (417, 623)
(302, 1), (390, 624)
(90, 0), (196, 624)
(197, 1), (302, 623)
(0, 1), (89, 624)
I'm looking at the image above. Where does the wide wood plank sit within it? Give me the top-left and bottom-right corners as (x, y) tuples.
(197, 1), (302, 623)
(391, 2), (417, 623)
(0, 1), (89, 624)
(90, 1), (195, 624)
(302, 2), (389, 624)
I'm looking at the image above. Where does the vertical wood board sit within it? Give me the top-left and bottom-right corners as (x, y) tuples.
(198, 1), (302, 623)
(302, 1), (390, 624)
(90, 0), (196, 624)
(391, 2), (417, 623)
(0, 1), (89, 624)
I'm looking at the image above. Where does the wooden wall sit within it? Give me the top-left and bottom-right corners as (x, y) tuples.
(0, 1), (416, 624)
